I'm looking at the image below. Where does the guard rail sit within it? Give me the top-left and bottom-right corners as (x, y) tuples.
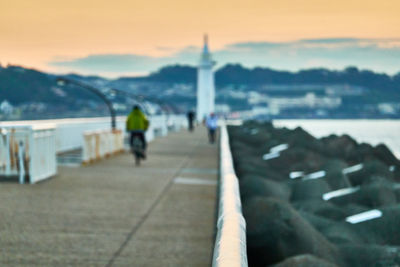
(212, 123), (248, 267)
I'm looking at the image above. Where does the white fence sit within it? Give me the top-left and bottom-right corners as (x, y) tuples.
(0, 125), (57, 184)
(0, 115), (187, 154)
(82, 129), (124, 164)
(0, 115), (187, 182)
(213, 124), (248, 267)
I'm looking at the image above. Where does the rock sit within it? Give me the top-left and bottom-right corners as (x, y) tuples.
(286, 127), (325, 153)
(342, 203), (370, 215)
(339, 245), (400, 267)
(346, 142), (376, 164)
(322, 160), (351, 189)
(347, 160), (393, 186)
(373, 144), (400, 167)
(290, 179), (332, 202)
(234, 159), (270, 179)
(239, 175), (290, 202)
(228, 122), (400, 266)
(330, 182), (397, 209)
(262, 167), (289, 182)
(277, 147), (327, 174)
(297, 211), (335, 233)
(320, 223), (363, 245)
(321, 134), (358, 159)
(230, 140), (257, 157)
(349, 204), (400, 246)
(293, 200), (348, 221)
(273, 254), (338, 267)
(244, 197), (342, 266)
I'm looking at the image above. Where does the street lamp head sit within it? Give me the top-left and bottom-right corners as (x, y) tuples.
(56, 78), (67, 87)
(55, 77), (116, 130)
(108, 89), (116, 98)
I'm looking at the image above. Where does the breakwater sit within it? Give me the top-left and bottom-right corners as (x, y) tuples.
(229, 120), (400, 266)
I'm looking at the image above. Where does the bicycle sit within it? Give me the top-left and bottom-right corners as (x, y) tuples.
(131, 135), (144, 166)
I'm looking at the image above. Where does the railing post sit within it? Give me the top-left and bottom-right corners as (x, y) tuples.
(28, 126), (34, 184)
(18, 141), (25, 184)
(5, 131), (11, 175)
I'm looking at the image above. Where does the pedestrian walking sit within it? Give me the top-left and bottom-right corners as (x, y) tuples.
(187, 110), (195, 132)
(206, 112), (218, 143)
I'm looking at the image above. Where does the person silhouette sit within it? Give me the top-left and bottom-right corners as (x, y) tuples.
(126, 105), (149, 158)
(205, 112), (218, 143)
(187, 110), (195, 132)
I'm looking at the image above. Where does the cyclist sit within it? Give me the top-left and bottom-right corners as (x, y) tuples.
(126, 105), (149, 159)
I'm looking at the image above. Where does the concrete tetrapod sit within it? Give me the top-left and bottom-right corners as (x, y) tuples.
(228, 120), (400, 267)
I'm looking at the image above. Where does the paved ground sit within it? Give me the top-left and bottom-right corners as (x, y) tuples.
(0, 127), (218, 266)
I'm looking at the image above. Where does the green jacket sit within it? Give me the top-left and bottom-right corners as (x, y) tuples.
(126, 109), (149, 131)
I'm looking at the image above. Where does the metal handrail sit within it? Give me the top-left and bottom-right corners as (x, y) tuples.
(212, 123), (248, 267)
(56, 77), (117, 130)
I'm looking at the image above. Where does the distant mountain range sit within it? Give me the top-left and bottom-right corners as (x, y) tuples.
(0, 65), (99, 105)
(0, 63), (399, 119)
(122, 64), (400, 92)
(1, 63), (400, 103)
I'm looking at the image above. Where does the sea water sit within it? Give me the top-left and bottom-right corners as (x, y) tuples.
(274, 119), (400, 159)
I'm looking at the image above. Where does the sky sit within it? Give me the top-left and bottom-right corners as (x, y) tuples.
(1, 0), (400, 77)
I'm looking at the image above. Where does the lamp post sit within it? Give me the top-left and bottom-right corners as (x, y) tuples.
(109, 88), (179, 115)
(56, 77), (117, 130)
(109, 88), (150, 114)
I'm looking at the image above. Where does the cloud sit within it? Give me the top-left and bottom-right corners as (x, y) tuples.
(299, 38), (360, 44)
(155, 46), (176, 52)
(49, 38), (400, 77)
(227, 38), (400, 50)
(51, 54), (170, 73)
(227, 42), (285, 51)
(50, 50), (200, 77)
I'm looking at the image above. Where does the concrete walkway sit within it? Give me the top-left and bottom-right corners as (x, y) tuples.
(0, 127), (218, 266)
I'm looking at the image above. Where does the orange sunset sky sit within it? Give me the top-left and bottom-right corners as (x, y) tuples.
(1, 0), (400, 76)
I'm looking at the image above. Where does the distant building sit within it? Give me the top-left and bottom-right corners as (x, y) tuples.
(215, 104), (231, 113)
(252, 105), (270, 116)
(249, 92), (342, 114)
(270, 92), (341, 110)
(0, 100), (14, 115)
(378, 103), (398, 115)
(196, 34), (216, 121)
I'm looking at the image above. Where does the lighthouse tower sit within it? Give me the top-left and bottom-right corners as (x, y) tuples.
(196, 34), (216, 122)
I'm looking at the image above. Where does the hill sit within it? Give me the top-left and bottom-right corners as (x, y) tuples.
(1, 63), (399, 119)
(0, 65), (104, 105)
(133, 64), (400, 93)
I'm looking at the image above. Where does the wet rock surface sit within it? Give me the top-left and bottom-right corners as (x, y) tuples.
(272, 254), (339, 267)
(229, 121), (400, 267)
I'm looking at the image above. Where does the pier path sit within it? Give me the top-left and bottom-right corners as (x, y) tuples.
(0, 127), (218, 266)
